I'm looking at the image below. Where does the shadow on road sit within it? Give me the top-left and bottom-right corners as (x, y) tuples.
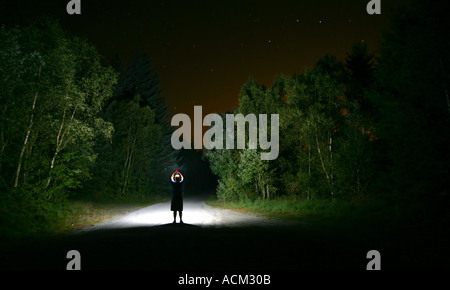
(0, 219), (412, 270)
(155, 222), (199, 228)
(1, 195), (449, 270)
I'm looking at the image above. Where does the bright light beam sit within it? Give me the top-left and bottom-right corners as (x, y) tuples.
(86, 196), (282, 231)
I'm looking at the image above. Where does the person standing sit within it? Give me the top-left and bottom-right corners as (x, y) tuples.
(170, 169), (184, 223)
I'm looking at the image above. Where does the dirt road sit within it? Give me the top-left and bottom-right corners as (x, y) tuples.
(85, 194), (285, 230)
(1, 194), (448, 271)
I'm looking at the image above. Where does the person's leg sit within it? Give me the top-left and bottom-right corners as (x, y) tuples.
(179, 211), (183, 223)
(173, 211), (176, 223)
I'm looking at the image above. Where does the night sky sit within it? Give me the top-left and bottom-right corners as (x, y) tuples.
(1, 0), (410, 118)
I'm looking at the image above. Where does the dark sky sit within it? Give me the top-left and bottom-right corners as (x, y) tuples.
(0, 0), (410, 118)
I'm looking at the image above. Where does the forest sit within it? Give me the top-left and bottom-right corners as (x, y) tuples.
(1, 0), (449, 237)
(0, 18), (179, 235)
(205, 1), (449, 213)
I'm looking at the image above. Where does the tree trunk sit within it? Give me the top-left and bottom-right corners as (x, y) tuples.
(307, 142), (311, 200)
(0, 130), (7, 162)
(315, 132), (333, 196)
(329, 131), (334, 190)
(121, 128), (138, 196)
(121, 146), (131, 197)
(22, 132), (38, 186)
(46, 152), (58, 188)
(258, 174), (265, 200)
(121, 148), (134, 196)
(357, 168), (361, 195)
(46, 105), (76, 188)
(46, 108), (65, 188)
(14, 90), (39, 187)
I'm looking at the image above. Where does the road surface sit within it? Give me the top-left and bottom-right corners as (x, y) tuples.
(84, 194), (286, 230)
(1, 193), (448, 270)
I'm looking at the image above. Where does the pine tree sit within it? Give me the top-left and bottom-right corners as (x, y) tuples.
(101, 51), (179, 196)
(370, 0), (450, 207)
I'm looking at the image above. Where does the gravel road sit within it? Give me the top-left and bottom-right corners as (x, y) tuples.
(85, 194), (284, 230)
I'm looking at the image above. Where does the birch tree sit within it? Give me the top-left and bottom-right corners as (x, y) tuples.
(1, 20), (117, 199)
(112, 95), (158, 198)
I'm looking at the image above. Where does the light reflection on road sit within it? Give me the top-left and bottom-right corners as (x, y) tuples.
(87, 195), (282, 230)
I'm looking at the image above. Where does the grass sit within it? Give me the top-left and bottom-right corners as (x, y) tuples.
(206, 195), (404, 227)
(58, 194), (171, 233)
(206, 194), (450, 241)
(0, 193), (170, 242)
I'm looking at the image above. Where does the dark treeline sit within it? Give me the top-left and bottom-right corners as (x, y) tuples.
(204, 1), (450, 219)
(89, 51), (179, 200)
(178, 149), (218, 195)
(0, 18), (178, 235)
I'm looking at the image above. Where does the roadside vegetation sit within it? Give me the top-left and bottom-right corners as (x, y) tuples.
(0, 18), (177, 240)
(0, 193), (169, 240)
(206, 194), (443, 229)
(204, 1), (449, 229)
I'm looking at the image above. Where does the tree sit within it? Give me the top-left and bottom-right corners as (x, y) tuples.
(112, 95), (159, 197)
(204, 78), (285, 201)
(369, 0), (450, 206)
(238, 149), (275, 200)
(0, 18), (117, 199)
(113, 51), (178, 190)
(0, 25), (44, 188)
(345, 43), (376, 115)
(285, 66), (344, 197)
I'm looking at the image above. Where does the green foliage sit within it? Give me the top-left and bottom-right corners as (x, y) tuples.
(206, 1), (450, 222)
(0, 19), (178, 236)
(204, 32), (381, 203)
(0, 189), (68, 238)
(0, 19), (121, 236)
(115, 51), (179, 178)
(112, 95), (159, 197)
(207, 195), (393, 223)
(88, 52), (178, 201)
(205, 61), (366, 201)
(0, 19), (118, 199)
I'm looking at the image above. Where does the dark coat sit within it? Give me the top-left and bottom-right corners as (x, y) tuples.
(171, 180), (184, 211)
